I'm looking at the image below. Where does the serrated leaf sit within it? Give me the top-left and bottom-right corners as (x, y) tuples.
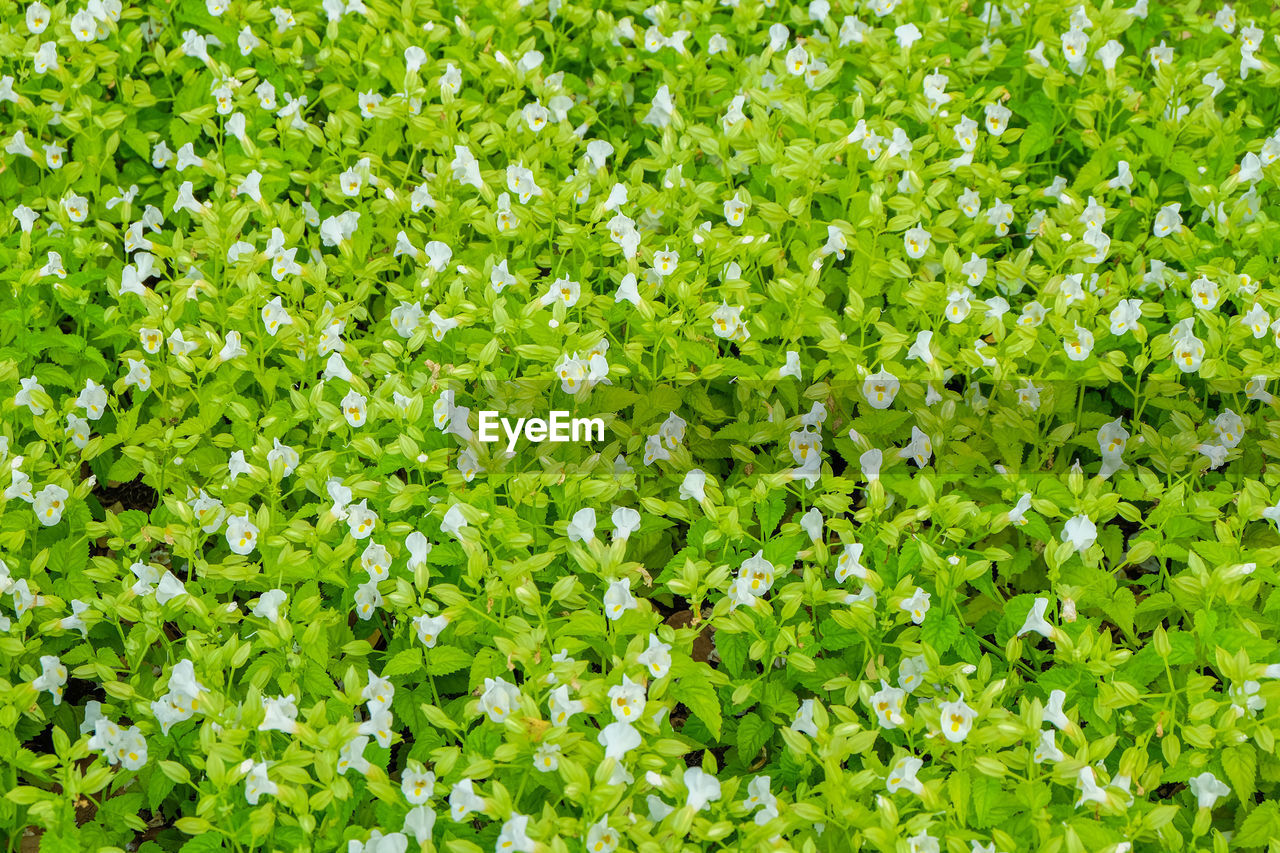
(920, 612), (960, 653)
(757, 492), (785, 537)
(1223, 744), (1256, 804)
(1235, 802), (1280, 847)
(425, 646), (472, 676)
(179, 834), (226, 853)
(382, 647), (424, 677)
(679, 677), (722, 740)
(736, 712), (770, 759)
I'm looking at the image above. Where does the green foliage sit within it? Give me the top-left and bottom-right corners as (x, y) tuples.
(3, 0), (1280, 851)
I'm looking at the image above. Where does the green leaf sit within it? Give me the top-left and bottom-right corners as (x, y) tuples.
(948, 769), (970, 823)
(38, 829), (80, 853)
(1223, 744), (1256, 804)
(920, 612), (960, 654)
(147, 768), (175, 812)
(382, 647), (424, 677)
(1111, 587), (1135, 638)
(679, 677), (722, 740)
(736, 712), (771, 759)
(1018, 121), (1054, 161)
(716, 630), (748, 677)
(426, 646), (472, 676)
(179, 835), (226, 853)
(756, 492), (785, 538)
(1235, 802), (1280, 847)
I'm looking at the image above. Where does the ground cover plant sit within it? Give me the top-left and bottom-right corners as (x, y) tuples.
(3, 0), (1280, 850)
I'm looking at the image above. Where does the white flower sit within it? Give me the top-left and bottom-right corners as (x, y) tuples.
(479, 676), (520, 723)
(220, 331), (246, 361)
(260, 694), (298, 733)
(1017, 597), (1054, 638)
(252, 590), (287, 622)
(496, 815), (534, 853)
(871, 680), (906, 729)
(405, 532), (432, 570)
(27, 2), (51, 33)
(33, 41), (59, 74)
(390, 301), (425, 338)
(907, 330), (934, 363)
(611, 507), (641, 541)
(13, 376), (45, 414)
(341, 391), (368, 427)
(266, 438), (298, 477)
(549, 684), (584, 726)
(1061, 514), (1096, 553)
(227, 514), (259, 555)
(785, 44), (808, 75)
(1230, 680), (1264, 715)
(900, 588), (930, 624)
(403, 806), (436, 845)
(908, 831), (940, 853)
(1109, 160), (1133, 190)
(1044, 689), (1070, 729)
(899, 426), (932, 467)
(566, 507), (597, 543)
(1110, 299), (1143, 335)
(448, 779), (484, 821)
(31, 654), (67, 704)
(77, 379), (108, 420)
(799, 507), (823, 542)
(404, 45), (427, 75)
(596, 717), (640, 763)
(604, 675), (646, 725)
(896, 655), (926, 691)
(835, 543), (866, 583)
(402, 765), (436, 805)
(903, 225), (931, 258)
(228, 450), (253, 482)
(946, 289), (972, 323)
(683, 767), (722, 812)
(1153, 203), (1182, 237)
(862, 370), (899, 409)
(860, 448), (883, 482)
(155, 571), (187, 604)
(895, 22), (922, 49)
(938, 694), (976, 742)
(451, 145), (483, 188)
(1033, 728), (1063, 763)
(711, 303), (748, 340)
(643, 84), (675, 128)
(261, 297), (292, 336)
(440, 504), (467, 540)
(637, 634), (672, 679)
(604, 577), (637, 620)
(1063, 324), (1094, 361)
(886, 756), (924, 795)
(242, 760), (278, 805)
(1075, 767), (1107, 807)
(585, 817), (619, 853)
(413, 613), (448, 648)
(228, 22), (259, 53)
(1214, 410), (1245, 447)
(792, 698), (819, 736)
(1188, 772), (1230, 810)
(679, 469), (708, 502)
(533, 742), (560, 773)
(33, 484), (68, 526)
(458, 448), (481, 481)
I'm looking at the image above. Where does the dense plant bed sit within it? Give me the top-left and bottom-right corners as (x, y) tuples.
(2, 0), (1280, 851)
